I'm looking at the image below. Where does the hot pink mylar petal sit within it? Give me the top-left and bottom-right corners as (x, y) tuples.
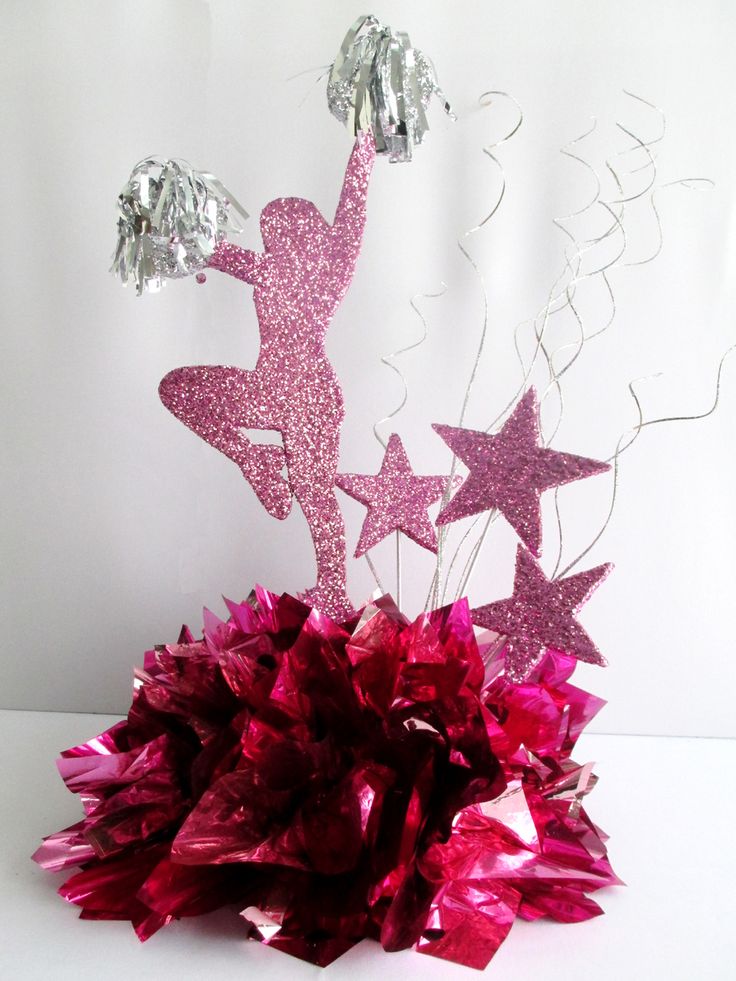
(32, 822), (96, 871)
(416, 879), (520, 969)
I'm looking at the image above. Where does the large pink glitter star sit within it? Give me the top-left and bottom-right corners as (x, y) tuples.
(433, 388), (610, 556)
(472, 545), (612, 682)
(336, 434), (449, 556)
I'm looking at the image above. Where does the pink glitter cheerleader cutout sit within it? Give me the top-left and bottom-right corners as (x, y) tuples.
(159, 133), (376, 620)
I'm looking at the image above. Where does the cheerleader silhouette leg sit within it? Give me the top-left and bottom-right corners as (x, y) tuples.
(158, 365), (292, 520)
(282, 403), (351, 617)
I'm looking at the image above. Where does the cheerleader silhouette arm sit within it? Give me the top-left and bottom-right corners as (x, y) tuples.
(204, 131), (375, 284)
(206, 241), (268, 284)
(331, 130), (375, 256)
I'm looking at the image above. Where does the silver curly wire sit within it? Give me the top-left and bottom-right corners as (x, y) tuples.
(547, 102), (661, 577)
(286, 64), (332, 108)
(548, 104), (665, 575)
(608, 123), (658, 204)
(536, 195), (627, 446)
(424, 91), (524, 611)
(555, 345), (736, 579)
(630, 347), (734, 430)
(552, 186), (716, 571)
(450, 117), (617, 600)
(485, 119), (606, 436)
(438, 89), (725, 607)
(461, 90), (711, 589)
(535, 132), (608, 444)
(619, 90), (666, 172)
(286, 64), (331, 81)
(372, 285), (448, 449)
(484, 134), (627, 452)
(452, 91), (524, 421)
(546, 161), (629, 575)
(547, 95), (711, 570)
(449, 120), (613, 600)
(624, 177), (714, 267)
(362, 285), (446, 597)
(453, 90), (704, 598)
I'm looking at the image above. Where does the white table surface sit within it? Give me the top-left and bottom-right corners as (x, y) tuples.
(1, 709), (733, 980)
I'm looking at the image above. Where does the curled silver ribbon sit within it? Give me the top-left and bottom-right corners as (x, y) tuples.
(327, 15), (453, 162)
(111, 158), (248, 295)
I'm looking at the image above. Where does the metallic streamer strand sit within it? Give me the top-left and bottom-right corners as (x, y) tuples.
(327, 15), (453, 163)
(111, 158), (248, 295)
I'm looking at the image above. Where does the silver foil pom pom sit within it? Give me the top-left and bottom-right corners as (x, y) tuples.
(111, 158), (248, 296)
(327, 15), (453, 163)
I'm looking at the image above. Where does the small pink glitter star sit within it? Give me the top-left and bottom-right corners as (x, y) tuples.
(336, 434), (450, 556)
(472, 545), (612, 682)
(433, 388), (610, 556)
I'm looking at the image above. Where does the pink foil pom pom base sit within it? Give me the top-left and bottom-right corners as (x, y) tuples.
(33, 587), (620, 970)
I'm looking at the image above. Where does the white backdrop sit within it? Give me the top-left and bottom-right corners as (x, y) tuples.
(1, 0), (735, 737)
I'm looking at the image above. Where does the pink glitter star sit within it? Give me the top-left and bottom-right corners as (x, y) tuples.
(336, 434), (450, 556)
(472, 545), (612, 682)
(433, 388), (610, 556)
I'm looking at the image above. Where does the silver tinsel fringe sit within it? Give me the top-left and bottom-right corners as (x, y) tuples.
(111, 158), (248, 296)
(328, 15), (453, 163)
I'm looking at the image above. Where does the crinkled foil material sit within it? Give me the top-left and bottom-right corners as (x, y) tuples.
(328, 15), (453, 162)
(111, 158), (248, 295)
(33, 588), (618, 969)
